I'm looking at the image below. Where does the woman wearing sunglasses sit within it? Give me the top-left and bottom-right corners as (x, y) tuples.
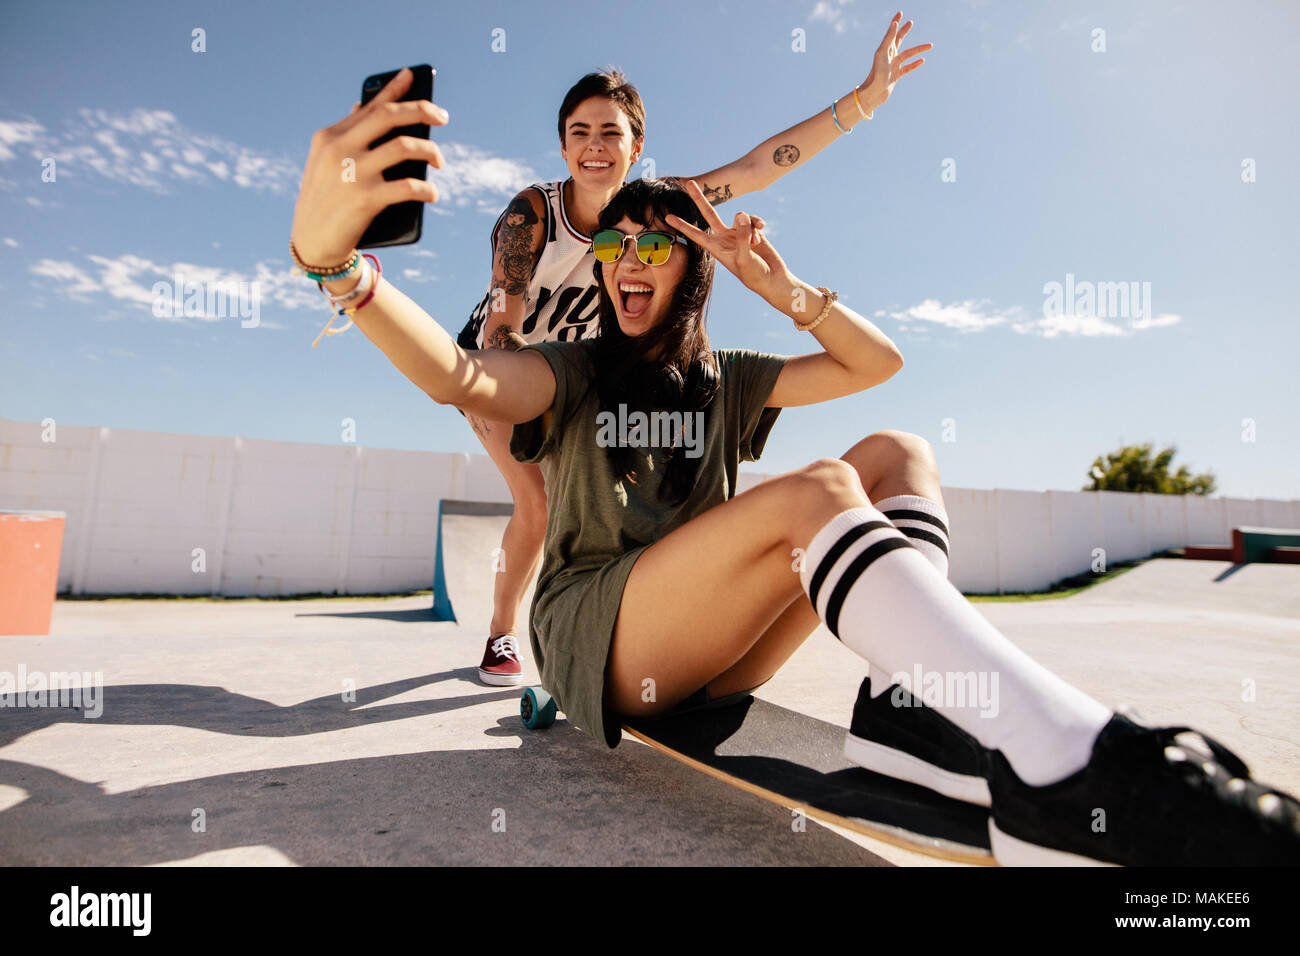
(291, 73), (1300, 863)
(458, 14), (933, 687)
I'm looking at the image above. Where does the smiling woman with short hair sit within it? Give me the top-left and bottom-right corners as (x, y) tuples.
(450, 13), (932, 687)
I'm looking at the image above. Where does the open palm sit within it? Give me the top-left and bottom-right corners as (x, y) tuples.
(861, 12), (932, 109)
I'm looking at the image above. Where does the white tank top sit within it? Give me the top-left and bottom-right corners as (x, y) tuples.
(458, 180), (601, 349)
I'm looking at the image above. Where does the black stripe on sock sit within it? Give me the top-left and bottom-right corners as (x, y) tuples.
(824, 535), (916, 639)
(807, 521), (893, 609)
(883, 507), (949, 535)
(899, 525), (949, 556)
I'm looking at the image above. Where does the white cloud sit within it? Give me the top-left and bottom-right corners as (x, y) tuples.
(31, 258), (102, 301)
(810, 0), (858, 34)
(1011, 312), (1128, 338)
(428, 142), (535, 212)
(0, 108), (301, 194)
(884, 298), (1185, 338)
(1, 109), (534, 210)
(885, 298), (1012, 333)
(0, 119), (43, 161)
(31, 251), (323, 322)
(2, 237), (17, 247)
(1128, 313), (1182, 331)
(1011, 310), (1183, 338)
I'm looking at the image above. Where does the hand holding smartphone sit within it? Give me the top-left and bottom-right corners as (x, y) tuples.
(358, 64), (436, 248)
(289, 65), (443, 270)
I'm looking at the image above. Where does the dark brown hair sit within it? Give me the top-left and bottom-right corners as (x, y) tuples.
(591, 178), (719, 506)
(557, 69), (646, 147)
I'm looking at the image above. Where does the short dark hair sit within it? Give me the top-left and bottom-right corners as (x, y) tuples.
(557, 69), (646, 147)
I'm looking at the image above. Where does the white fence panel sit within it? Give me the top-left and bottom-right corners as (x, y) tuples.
(2, 418), (1295, 597)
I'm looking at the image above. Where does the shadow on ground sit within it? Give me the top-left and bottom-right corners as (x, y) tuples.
(0, 670), (512, 746)
(0, 677), (890, 866)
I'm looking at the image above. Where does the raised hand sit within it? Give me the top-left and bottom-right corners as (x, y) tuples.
(860, 12), (932, 111)
(290, 68), (449, 266)
(665, 180), (791, 299)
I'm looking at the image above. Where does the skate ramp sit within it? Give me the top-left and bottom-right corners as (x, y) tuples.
(432, 500), (539, 637)
(1068, 557), (1300, 619)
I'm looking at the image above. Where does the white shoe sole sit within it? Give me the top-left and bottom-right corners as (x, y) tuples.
(844, 733), (992, 807)
(478, 668), (524, 686)
(988, 820), (1121, 866)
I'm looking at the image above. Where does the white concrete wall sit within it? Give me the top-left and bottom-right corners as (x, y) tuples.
(3, 418), (1296, 597)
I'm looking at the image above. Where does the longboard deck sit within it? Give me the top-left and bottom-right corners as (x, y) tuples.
(624, 696), (995, 866)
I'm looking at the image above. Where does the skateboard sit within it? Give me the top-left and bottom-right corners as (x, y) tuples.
(520, 687), (994, 865)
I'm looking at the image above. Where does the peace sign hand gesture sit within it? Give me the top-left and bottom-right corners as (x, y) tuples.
(664, 180), (792, 301)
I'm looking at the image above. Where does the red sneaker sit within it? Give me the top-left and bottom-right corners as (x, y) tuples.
(477, 633), (524, 686)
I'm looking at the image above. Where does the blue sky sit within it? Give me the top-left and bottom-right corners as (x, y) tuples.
(2, 0), (1297, 499)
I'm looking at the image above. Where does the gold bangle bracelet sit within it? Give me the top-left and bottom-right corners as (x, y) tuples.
(795, 287), (838, 332)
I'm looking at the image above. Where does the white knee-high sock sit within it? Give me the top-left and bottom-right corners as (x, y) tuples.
(800, 506), (1112, 786)
(872, 494), (949, 578)
(865, 495), (951, 694)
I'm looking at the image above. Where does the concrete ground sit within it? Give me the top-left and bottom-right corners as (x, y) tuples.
(1, 557), (1296, 866)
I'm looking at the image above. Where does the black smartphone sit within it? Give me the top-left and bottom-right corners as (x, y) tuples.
(357, 64), (436, 248)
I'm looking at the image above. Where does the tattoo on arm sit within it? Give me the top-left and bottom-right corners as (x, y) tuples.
(486, 325), (526, 352)
(466, 412), (491, 440)
(497, 195), (541, 295)
(699, 181), (734, 205)
(772, 144), (800, 167)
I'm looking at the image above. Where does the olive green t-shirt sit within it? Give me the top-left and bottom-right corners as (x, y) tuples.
(510, 338), (788, 747)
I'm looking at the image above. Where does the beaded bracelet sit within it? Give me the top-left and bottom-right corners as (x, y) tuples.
(302, 253), (361, 282)
(794, 287), (838, 332)
(290, 239), (361, 281)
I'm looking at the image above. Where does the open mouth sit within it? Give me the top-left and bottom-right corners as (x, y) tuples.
(619, 281), (654, 318)
(581, 160), (613, 172)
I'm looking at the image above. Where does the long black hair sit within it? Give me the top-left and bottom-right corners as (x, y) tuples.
(591, 178), (719, 506)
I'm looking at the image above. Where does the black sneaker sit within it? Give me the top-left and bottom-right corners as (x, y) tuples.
(843, 677), (993, 807)
(988, 712), (1300, 865)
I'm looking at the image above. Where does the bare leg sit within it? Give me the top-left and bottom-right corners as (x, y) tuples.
(705, 430), (942, 698)
(606, 431), (942, 715)
(463, 410), (547, 639)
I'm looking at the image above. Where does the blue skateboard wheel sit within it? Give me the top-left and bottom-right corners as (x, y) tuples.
(521, 687), (557, 730)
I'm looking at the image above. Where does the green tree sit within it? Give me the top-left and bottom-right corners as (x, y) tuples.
(1084, 442), (1216, 495)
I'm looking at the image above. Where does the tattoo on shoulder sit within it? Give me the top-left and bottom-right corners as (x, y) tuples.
(486, 325), (525, 352)
(700, 181), (734, 205)
(773, 144), (800, 167)
(498, 195), (540, 296)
